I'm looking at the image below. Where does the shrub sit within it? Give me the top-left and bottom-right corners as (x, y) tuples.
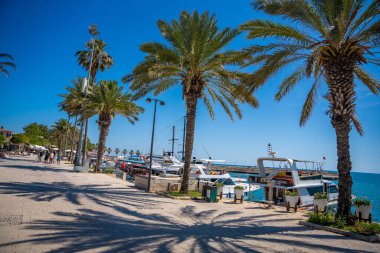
(285, 190), (298, 196)
(307, 212), (334, 226)
(103, 167), (114, 174)
(350, 222), (380, 235)
(214, 182), (224, 187)
(314, 192), (328, 199)
(353, 197), (371, 206)
(234, 185), (244, 190)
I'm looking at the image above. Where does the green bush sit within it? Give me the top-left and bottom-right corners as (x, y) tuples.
(314, 192), (327, 199)
(353, 197), (371, 207)
(307, 212), (334, 226)
(214, 182), (224, 187)
(168, 191), (201, 198)
(234, 185), (244, 190)
(349, 222), (380, 235)
(285, 190), (298, 196)
(103, 167), (114, 174)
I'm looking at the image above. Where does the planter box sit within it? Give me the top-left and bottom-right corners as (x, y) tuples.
(299, 221), (380, 243)
(314, 198), (328, 212)
(286, 195), (299, 208)
(234, 188), (244, 199)
(216, 186), (223, 199)
(355, 205), (372, 220)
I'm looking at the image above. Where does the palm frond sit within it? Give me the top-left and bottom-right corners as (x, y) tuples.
(275, 67), (306, 101)
(354, 67), (380, 95)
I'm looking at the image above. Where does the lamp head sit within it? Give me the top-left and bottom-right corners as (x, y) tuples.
(146, 98), (152, 103)
(160, 101), (165, 106)
(89, 24), (99, 36)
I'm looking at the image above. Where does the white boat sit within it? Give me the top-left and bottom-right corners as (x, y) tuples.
(189, 163), (260, 197)
(250, 157), (338, 206)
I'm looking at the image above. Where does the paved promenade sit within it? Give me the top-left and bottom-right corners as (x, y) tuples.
(0, 157), (379, 253)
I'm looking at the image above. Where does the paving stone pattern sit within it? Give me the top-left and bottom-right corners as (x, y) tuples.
(0, 156), (379, 253)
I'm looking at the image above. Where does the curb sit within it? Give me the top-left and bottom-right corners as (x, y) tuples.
(298, 221), (380, 243)
(156, 192), (192, 200)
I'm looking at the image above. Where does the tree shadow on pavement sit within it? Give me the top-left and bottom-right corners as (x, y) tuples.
(0, 204), (369, 253)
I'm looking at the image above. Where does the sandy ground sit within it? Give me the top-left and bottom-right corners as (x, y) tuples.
(0, 156), (379, 253)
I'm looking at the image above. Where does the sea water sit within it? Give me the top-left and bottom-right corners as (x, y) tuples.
(230, 171), (380, 222)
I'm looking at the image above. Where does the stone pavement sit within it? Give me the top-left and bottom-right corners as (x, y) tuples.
(0, 156), (379, 253)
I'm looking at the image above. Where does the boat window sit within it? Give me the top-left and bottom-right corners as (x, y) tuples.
(328, 185), (338, 193)
(306, 186), (323, 196)
(222, 178), (235, 186)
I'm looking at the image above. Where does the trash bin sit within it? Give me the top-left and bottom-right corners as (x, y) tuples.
(204, 185), (218, 203)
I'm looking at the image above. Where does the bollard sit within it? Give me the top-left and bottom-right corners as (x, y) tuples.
(122, 172), (126, 181)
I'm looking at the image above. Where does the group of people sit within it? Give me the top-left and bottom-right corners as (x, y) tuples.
(37, 150), (61, 164)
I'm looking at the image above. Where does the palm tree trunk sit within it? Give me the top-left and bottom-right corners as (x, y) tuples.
(325, 58), (356, 219)
(335, 119), (352, 218)
(63, 115), (71, 155)
(96, 120), (110, 173)
(82, 119), (89, 165)
(69, 115), (78, 162)
(180, 95), (198, 193)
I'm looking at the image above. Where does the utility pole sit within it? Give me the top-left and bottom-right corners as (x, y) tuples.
(181, 116), (186, 162)
(169, 125), (178, 155)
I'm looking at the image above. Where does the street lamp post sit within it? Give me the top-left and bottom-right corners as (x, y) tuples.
(146, 98), (165, 192)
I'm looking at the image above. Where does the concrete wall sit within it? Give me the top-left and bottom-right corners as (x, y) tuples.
(134, 175), (199, 193)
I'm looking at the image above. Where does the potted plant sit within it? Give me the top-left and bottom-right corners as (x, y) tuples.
(285, 190), (299, 211)
(353, 197), (372, 220)
(214, 182), (224, 199)
(313, 192), (328, 212)
(234, 185), (244, 203)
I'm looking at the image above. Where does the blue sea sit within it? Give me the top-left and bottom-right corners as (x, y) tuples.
(230, 171), (380, 222)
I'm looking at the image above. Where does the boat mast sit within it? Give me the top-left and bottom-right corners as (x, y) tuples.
(169, 125), (178, 155)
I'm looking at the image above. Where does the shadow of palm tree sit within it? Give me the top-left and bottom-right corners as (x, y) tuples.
(0, 181), (171, 208)
(0, 204), (365, 253)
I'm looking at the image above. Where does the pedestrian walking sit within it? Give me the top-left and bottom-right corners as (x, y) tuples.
(49, 152), (53, 164)
(44, 151), (50, 163)
(57, 151), (61, 165)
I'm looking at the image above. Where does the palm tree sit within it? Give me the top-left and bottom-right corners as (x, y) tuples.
(135, 150), (141, 157)
(107, 147), (112, 156)
(51, 119), (71, 153)
(122, 148), (127, 156)
(241, 0), (380, 218)
(59, 78), (88, 162)
(129, 149), (134, 156)
(115, 148), (120, 157)
(125, 10), (258, 193)
(76, 34), (114, 162)
(0, 53), (16, 77)
(76, 38), (114, 81)
(80, 80), (143, 172)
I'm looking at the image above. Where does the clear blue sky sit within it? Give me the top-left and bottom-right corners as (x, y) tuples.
(1, 0), (379, 173)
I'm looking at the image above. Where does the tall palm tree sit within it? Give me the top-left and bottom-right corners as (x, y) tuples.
(51, 119), (71, 153)
(125, 10), (258, 193)
(115, 148), (120, 157)
(129, 149), (134, 156)
(0, 53), (16, 77)
(241, 0), (380, 218)
(107, 147), (112, 156)
(122, 148), (127, 157)
(80, 80), (143, 172)
(135, 150), (141, 157)
(76, 36), (114, 162)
